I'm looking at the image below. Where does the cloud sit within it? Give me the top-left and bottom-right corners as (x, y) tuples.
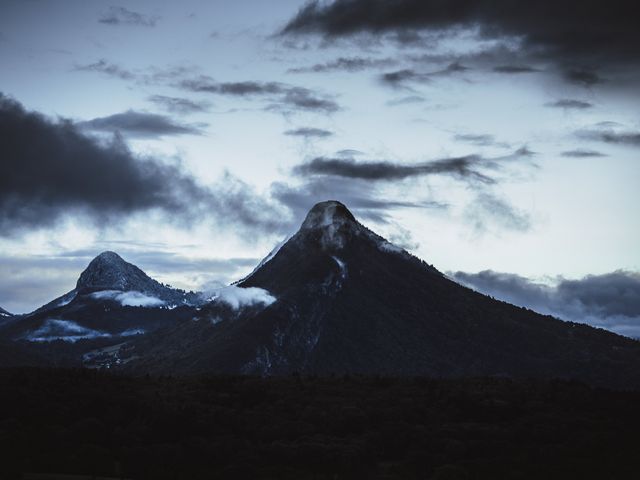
(99, 6), (159, 27)
(90, 290), (165, 307)
(335, 149), (365, 157)
(292, 148), (535, 186)
(179, 75), (340, 113)
(561, 149), (607, 158)
(271, 175), (446, 226)
(284, 127), (333, 138)
(577, 127), (640, 147)
(281, 0), (638, 86)
(74, 61), (199, 87)
(26, 319), (110, 342)
(386, 95), (426, 106)
(563, 69), (603, 87)
(492, 65), (539, 74)
(0, 94), (287, 236)
(546, 99), (593, 109)
(147, 95), (211, 114)
(453, 134), (501, 147)
(209, 286), (276, 310)
(73, 60), (136, 80)
(381, 63), (468, 88)
(464, 192), (531, 233)
(288, 56), (397, 73)
(77, 110), (206, 138)
(451, 269), (640, 338)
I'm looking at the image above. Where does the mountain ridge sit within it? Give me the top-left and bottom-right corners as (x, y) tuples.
(123, 201), (640, 388)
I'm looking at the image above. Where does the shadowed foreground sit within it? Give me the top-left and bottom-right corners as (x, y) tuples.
(1, 369), (639, 479)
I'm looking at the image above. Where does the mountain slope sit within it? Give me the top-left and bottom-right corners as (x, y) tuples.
(128, 201), (640, 388)
(0, 306), (12, 318)
(0, 251), (198, 344)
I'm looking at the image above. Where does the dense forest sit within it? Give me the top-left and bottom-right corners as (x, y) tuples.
(1, 369), (639, 479)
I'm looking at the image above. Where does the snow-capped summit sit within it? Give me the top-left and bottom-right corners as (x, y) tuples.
(301, 200), (357, 230)
(297, 200), (370, 251)
(0, 306), (12, 318)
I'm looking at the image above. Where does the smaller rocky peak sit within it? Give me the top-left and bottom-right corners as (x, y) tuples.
(76, 251), (154, 292)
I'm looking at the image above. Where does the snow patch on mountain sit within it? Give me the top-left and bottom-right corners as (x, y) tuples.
(332, 256), (347, 281)
(91, 290), (165, 307)
(121, 328), (145, 336)
(56, 291), (77, 308)
(210, 286), (276, 310)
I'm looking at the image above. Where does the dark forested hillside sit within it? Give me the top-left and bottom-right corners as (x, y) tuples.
(0, 369), (639, 480)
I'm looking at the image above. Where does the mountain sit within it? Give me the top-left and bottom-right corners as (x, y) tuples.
(0, 251), (199, 346)
(127, 201), (640, 388)
(0, 306), (12, 318)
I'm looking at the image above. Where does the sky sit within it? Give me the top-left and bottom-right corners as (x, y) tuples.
(1, 0), (639, 336)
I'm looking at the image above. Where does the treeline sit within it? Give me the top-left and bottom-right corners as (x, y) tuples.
(0, 369), (639, 479)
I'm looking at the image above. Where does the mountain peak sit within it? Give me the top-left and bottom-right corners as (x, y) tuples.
(94, 251), (125, 262)
(301, 200), (356, 230)
(76, 251), (155, 292)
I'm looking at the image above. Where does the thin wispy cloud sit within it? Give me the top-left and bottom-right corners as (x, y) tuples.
(147, 95), (211, 114)
(99, 6), (159, 27)
(179, 75), (340, 113)
(78, 110), (206, 138)
(284, 127), (334, 138)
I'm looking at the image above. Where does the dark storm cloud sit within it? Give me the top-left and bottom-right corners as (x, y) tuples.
(281, 0), (639, 86)
(0, 94), (286, 235)
(179, 75), (340, 113)
(451, 270), (640, 338)
(292, 149), (537, 186)
(294, 156), (493, 183)
(147, 95), (211, 114)
(561, 149), (607, 158)
(78, 110), (205, 138)
(492, 65), (539, 74)
(288, 56), (397, 73)
(73, 59), (135, 80)
(546, 99), (593, 109)
(99, 6), (159, 27)
(284, 127), (334, 138)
